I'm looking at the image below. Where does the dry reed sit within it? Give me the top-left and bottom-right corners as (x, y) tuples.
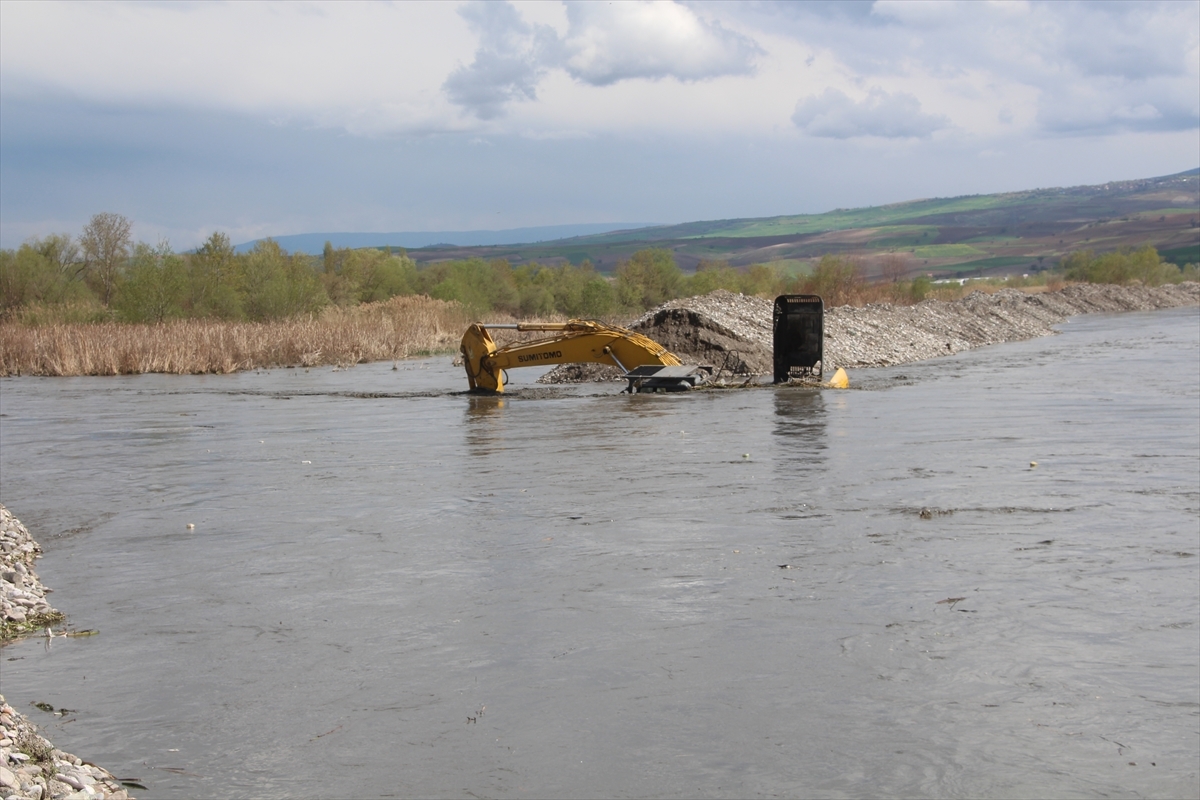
(0, 295), (472, 377)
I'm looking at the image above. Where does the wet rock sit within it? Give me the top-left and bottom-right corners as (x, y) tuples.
(1, 514), (63, 643)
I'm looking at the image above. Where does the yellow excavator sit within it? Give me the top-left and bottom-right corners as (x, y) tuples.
(460, 320), (711, 394)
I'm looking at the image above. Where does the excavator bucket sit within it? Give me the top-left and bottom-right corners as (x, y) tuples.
(460, 323), (501, 392)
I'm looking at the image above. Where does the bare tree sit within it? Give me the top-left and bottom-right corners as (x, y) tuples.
(79, 212), (133, 305)
(35, 233), (82, 280)
(881, 253), (908, 283)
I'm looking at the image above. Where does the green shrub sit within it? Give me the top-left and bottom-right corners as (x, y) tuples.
(1061, 246), (1185, 286)
(116, 242), (188, 322)
(240, 240), (328, 321)
(616, 249), (683, 310)
(794, 255), (863, 307)
(0, 235), (90, 312)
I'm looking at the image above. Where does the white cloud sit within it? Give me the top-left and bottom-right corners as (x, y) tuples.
(2, 0), (1195, 140)
(559, 1), (760, 86)
(744, 0), (1199, 137)
(792, 87), (948, 139)
(0, 1), (471, 132)
(441, 0), (761, 119)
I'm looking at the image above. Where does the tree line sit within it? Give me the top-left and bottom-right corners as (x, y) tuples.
(0, 212), (853, 322)
(2, 213), (1194, 325)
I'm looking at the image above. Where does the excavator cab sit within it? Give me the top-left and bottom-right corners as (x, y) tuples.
(773, 294), (823, 383)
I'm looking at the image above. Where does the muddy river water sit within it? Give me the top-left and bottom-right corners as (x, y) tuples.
(1, 308), (1197, 799)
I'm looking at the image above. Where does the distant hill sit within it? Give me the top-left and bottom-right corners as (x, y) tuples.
(233, 223), (659, 254)
(402, 169), (1199, 281)
(235, 170), (1199, 281)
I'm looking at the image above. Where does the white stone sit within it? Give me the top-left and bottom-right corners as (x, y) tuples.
(57, 773), (85, 790)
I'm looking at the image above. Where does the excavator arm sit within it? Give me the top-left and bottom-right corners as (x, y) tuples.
(460, 320), (683, 393)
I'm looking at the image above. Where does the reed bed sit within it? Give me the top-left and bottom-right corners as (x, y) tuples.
(0, 295), (473, 377)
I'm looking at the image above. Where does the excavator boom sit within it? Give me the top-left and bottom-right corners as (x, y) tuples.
(460, 320), (687, 393)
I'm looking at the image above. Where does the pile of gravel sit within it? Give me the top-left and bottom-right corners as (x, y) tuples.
(538, 290), (774, 383)
(538, 283), (1199, 382)
(826, 282), (1199, 368)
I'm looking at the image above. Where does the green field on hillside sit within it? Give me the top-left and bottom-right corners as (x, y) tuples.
(407, 169), (1199, 279)
(1159, 244), (1200, 265)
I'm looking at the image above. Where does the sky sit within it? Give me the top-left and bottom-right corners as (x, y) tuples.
(1, 0), (1198, 250)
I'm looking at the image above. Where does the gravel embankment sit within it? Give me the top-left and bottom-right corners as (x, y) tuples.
(539, 282), (1200, 383)
(1, 508), (62, 640)
(824, 282), (1200, 368)
(1, 505), (130, 800)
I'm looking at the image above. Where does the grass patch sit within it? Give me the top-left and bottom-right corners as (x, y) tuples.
(0, 610), (66, 643)
(1140, 208), (1200, 217)
(910, 244), (988, 259)
(592, 196), (1023, 244)
(864, 225), (940, 248)
(952, 256), (1040, 269)
(764, 259), (813, 276)
(674, 197), (1017, 240)
(961, 235), (1022, 244)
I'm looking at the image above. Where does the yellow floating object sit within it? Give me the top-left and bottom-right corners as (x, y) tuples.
(827, 368), (849, 389)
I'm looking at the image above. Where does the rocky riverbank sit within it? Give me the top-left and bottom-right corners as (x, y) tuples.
(823, 281), (1200, 369)
(0, 695), (131, 800)
(539, 282), (1200, 383)
(0, 506), (130, 800)
(1, 507), (63, 642)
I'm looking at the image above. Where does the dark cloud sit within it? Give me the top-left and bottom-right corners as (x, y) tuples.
(792, 87), (948, 139)
(1057, 1), (1194, 80)
(1037, 83), (1200, 135)
(442, 1), (554, 120)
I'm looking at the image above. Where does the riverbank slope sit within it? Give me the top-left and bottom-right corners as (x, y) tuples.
(1, 506), (129, 800)
(540, 282), (1200, 382)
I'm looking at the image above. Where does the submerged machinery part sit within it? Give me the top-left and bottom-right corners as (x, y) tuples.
(621, 364), (713, 393)
(773, 294), (824, 384)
